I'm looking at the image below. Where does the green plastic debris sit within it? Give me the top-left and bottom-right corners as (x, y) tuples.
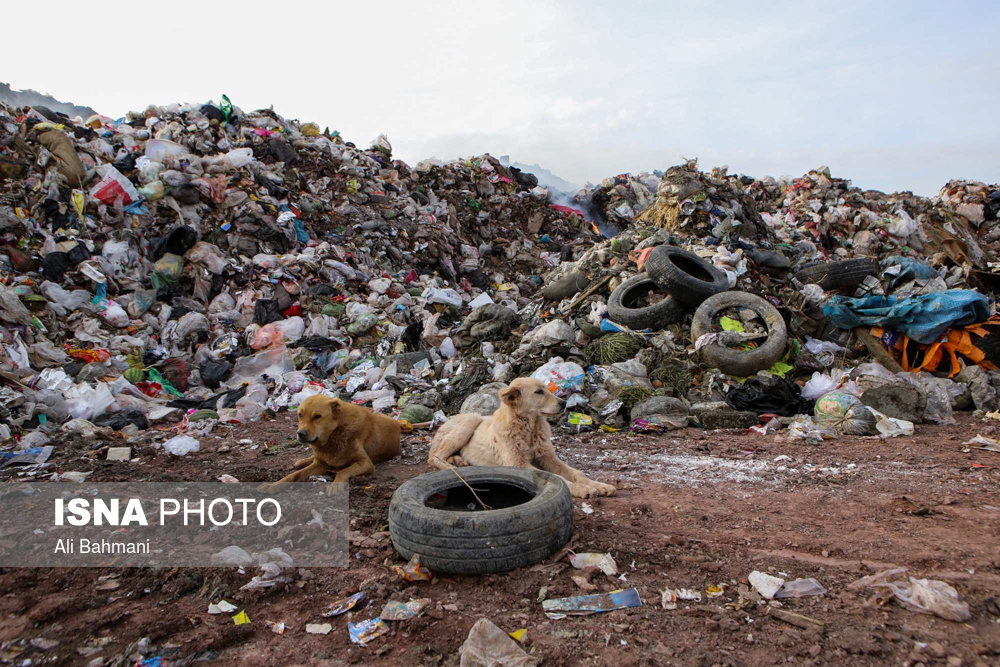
(719, 316), (744, 332)
(767, 361), (795, 378)
(152, 253), (184, 288)
(148, 368), (183, 397)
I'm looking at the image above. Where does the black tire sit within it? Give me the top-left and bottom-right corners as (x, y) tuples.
(645, 246), (729, 308)
(388, 467), (573, 575)
(793, 258), (878, 291)
(606, 274), (686, 330)
(690, 291), (788, 376)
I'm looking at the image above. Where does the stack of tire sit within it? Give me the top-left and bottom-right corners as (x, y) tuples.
(607, 245), (790, 376)
(607, 246), (730, 331)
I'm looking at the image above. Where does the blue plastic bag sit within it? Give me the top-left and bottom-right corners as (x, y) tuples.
(881, 255), (938, 289)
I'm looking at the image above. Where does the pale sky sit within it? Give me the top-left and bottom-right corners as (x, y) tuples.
(7, 0), (998, 196)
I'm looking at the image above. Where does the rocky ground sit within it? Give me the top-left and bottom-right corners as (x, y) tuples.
(2, 414), (999, 666)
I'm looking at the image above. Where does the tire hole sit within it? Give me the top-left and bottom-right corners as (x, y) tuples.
(670, 254), (713, 281)
(623, 281), (668, 309)
(424, 482), (535, 511)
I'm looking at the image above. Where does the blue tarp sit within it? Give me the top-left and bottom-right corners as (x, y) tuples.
(881, 255), (938, 289)
(824, 290), (991, 344)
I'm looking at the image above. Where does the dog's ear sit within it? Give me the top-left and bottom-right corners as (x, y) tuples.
(326, 397), (340, 412)
(499, 386), (520, 405)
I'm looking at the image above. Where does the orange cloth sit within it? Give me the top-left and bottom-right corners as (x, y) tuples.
(871, 315), (1000, 377)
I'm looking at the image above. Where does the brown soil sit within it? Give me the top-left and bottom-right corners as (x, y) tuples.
(2, 413), (999, 666)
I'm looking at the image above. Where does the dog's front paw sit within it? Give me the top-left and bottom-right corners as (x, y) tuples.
(590, 481), (616, 497)
(569, 480), (616, 499)
(257, 482), (281, 494)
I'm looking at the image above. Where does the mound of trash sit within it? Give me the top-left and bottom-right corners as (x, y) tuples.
(0, 96), (998, 461)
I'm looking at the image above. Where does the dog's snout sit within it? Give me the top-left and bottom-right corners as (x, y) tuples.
(297, 430), (309, 442)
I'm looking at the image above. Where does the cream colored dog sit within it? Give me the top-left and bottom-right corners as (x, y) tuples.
(428, 377), (616, 499)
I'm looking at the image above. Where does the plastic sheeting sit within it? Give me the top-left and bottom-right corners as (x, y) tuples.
(824, 290), (990, 344)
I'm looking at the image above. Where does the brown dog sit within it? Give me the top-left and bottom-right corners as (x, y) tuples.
(265, 394), (401, 489)
(427, 377), (615, 498)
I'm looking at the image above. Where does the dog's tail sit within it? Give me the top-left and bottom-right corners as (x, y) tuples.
(427, 414), (482, 469)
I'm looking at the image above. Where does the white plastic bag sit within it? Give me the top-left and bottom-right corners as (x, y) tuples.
(440, 337), (457, 358)
(99, 300), (131, 328)
(528, 319), (574, 346)
(273, 316), (305, 343)
(468, 292), (494, 309)
(887, 209), (917, 238)
(849, 568), (970, 622)
(532, 358), (585, 396)
(886, 578), (971, 622)
(869, 407), (915, 437)
(185, 242), (227, 274)
(304, 314), (336, 337)
(226, 347), (294, 388)
(145, 139), (187, 162)
(225, 148), (254, 169)
(370, 134), (392, 154)
(802, 371), (840, 400)
(163, 435), (200, 456)
(64, 382), (115, 421)
(368, 277), (391, 295)
(40, 281), (92, 317)
(422, 287), (463, 307)
(4, 334), (30, 370)
(804, 337), (847, 366)
(89, 164), (139, 206)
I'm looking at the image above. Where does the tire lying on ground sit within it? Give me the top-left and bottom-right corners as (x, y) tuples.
(388, 467), (573, 575)
(606, 273), (686, 331)
(792, 258), (879, 291)
(690, 291), (788, 377)
(645, 245), (729, 308)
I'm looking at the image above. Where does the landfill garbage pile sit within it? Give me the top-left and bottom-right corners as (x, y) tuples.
(0, 97), (600, 451)
(573, 172), (659, 236)
(0, 96), (998, 461)
(518, 163), (1000, 438)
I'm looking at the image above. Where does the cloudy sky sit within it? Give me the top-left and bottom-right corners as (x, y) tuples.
(7, 1), (998, 195)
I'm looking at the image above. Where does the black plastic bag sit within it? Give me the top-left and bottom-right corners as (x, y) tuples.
(726, 376), (813, 416)
(41, 252), (71, 281)
(258, 223), (290, 253)
(254, 299), (282, 325)
(93, 409), (149, 430)
(510, 168), (538, 188)
(199, 359), (233, 390)
(151, 225), (198, 260)
(113, 152), (137, 174)
(306, 283), (340, 297)
(66, 243), (90, 266)
(267, 137), (298, 164)
(291, 336), (342, 350)
(168, 385), (246, 411)
(200, 104), (225, 123)
(172, 184), (201, 206)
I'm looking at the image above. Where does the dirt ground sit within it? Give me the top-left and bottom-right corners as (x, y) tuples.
(2, 412), (999, 666)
